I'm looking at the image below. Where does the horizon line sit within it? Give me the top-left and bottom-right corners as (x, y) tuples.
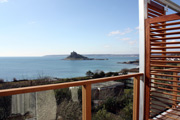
(0, 53), (139, 57)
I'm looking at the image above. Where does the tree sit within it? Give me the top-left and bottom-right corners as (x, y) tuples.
(105, 72), (114, 77)
(86, 70), (94, 77)
(99, 71), (105, 77)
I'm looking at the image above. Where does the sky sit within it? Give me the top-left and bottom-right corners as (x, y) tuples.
(0, 0), (180, 57)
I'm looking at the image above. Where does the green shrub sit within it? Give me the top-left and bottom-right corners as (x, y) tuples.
(92, 107), (111, 120)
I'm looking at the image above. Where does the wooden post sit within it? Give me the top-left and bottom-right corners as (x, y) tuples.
(173, 72), (178, 108)
(82, 84), (91, 120)
(133, 76), (140, 120)
(144, 19), (151, 120)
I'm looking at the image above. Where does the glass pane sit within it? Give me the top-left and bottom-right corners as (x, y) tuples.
(0, 86), (82, 120)
(91, 78), (133, 120)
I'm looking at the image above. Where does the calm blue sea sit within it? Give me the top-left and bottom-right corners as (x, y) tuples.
(0, 55), (138, 81)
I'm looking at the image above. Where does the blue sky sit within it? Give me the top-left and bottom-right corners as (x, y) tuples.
(0, 0), (179, 56)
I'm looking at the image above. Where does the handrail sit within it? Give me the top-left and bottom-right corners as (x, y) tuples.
(0, 73), (143, 120)
(0, 73), (143, 96)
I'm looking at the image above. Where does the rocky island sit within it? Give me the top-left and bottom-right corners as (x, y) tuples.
(64, 51), (108, 60)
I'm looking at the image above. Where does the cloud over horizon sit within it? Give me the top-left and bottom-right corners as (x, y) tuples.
(117, 37), (131, 41)
(0, 0), (8, 3)
(108, 28), (132, 36)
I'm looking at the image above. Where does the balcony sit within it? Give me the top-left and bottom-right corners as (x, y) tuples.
(1, 0), (180, 120)
(0, 73), (143, 120)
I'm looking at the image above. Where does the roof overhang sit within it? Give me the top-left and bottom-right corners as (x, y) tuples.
(154, 0), (180, 13)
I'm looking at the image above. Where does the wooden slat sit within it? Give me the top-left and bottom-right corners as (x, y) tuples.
(148, 9), (162, 16)
(149, 117), (163, 120)
(151, 56), (180, 58)
(150, 94), (180, 102)
(148, 13), (180, 24)
(151, 64), (180, 68)
(151, 86), (180, 93)
(150, 107), (177, 120)
(151, 51), (180, 54)
(150, 90), (180, 97)
(151, 26), (180, 32)
(0, 73), (143, 96)
(150, 77), (180, 83)
(151, 46), (180, 49)
(150, 97), (174, 106)
(150, 106), (165, 112)
(148, 3), (164, 14)
(151, 42), (180, 45)
(151, 36), (180, 40)
(150, 102), (170, 109)
(150, 31), (180, 36)
(151, 73), (180, 78)
(150, 60), (180, 63)
(149, 1), (164, 11)
(173, 72), (178, 108)
(148, 13), (158, 18)
(151, 68), (180, 72)
(150, 81), (180, 88)
(151, 21), (180, 28)
(150, 107), (180, 119)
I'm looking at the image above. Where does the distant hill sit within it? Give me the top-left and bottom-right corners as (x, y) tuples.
(63, 51), (108, 60)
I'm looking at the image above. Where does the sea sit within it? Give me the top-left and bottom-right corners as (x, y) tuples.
(0, 55), (139, 81)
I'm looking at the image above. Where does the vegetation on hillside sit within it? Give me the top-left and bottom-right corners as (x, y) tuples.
(0, 68), (138, 120)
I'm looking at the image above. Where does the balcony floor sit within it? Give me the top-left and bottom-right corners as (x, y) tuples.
(153, 105), (180, 120)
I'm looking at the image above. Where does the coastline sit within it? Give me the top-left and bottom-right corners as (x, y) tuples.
(0, 68), (139, 90)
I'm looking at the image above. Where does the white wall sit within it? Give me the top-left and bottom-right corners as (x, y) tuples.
(139, 0), (147, 119)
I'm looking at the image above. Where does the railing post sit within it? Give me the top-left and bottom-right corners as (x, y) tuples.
(82, 84), (91, 120)
(133, 76), (140, 120)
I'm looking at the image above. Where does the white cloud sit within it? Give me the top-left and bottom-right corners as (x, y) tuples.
(118, 37), (131, 41)
(128, 41), (136, 45)
(108, 30), (122, 36)
(125, 28), (133, 33)
(0, 0), (8, 3)
(108, 28), (133, 36)
(104, 45), (110, 48)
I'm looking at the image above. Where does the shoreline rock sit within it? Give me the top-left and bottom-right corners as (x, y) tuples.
(117, 59), (139, 65)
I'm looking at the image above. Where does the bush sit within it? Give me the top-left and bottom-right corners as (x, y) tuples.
(0, 79), (4, 84)
(92, 107), (111, 120)
(55, 88), (71, 105)
(56, 99), (82, 120)
(105, 72), (114, 77)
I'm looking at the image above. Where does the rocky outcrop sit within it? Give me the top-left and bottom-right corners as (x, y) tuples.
(64, 51), (108, 60)
(64, 51), (90, 60)
(117, 59), (139, 65)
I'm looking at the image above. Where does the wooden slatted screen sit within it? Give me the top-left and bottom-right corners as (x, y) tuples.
(148, 0), (165, 18)
(145, 12), (180, 120)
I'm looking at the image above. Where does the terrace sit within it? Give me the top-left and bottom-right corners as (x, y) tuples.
(0, 0), (180, 120)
